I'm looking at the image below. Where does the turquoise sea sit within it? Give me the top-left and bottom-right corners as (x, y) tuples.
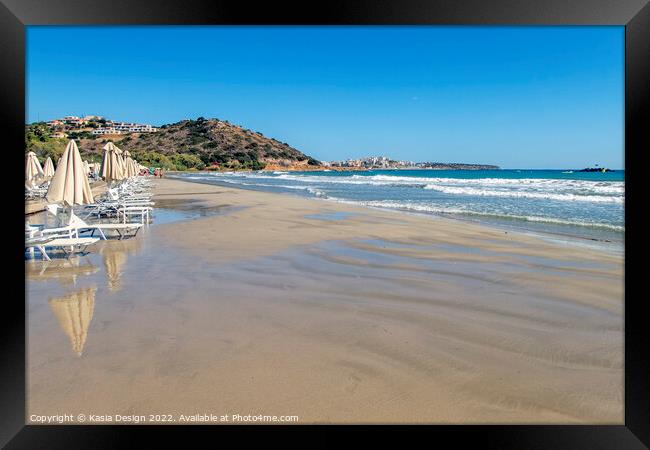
(172, 169), (624, 244)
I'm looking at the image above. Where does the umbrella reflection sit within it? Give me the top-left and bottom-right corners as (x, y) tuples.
(100, 238), (142, 292)
(48, 286), (97, 356)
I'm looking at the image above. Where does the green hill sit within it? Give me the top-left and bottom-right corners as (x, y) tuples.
(25, 117), (321, 171)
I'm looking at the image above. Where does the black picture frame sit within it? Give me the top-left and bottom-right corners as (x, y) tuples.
(3, 0), (648, 447)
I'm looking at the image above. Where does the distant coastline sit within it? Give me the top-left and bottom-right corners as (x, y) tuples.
(26, 115), (500, 173)
(211, 162), (501, 173)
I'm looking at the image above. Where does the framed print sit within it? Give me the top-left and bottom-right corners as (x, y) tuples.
(3, 0), (649, 447)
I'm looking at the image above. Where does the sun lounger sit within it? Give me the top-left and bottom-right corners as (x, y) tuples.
(117, 206), (153, 224)
(25, 183), (49, 199)
(78, 191), (153, 220)
(27, 220), (79, 243)
(31, 209), (144, 243)
(84, 223), (143, 240)
(25, 236), (99, 260)
(67, 211), (143, 240)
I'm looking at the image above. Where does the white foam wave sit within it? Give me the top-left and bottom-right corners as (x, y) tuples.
(173, 173), (623, 231)
(191, 172), (624, 203)
(336, 200), (625, 231)
(422, 184), (623, 203)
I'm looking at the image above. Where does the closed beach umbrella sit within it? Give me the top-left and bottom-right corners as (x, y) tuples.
(121, 149), (132, 176)
(131, 158), (140, 177)
(48, 286), (96, 356)
(83, 160), (91, 176)
(43, 157), (55, 178)
(100, 142), (125, 182)
(125, 156), (137, 177)
(114, 145), (125, 171)
(46, 140), (95, 205)
(25, 152), (44, 187)
(123, 157), (131, 178)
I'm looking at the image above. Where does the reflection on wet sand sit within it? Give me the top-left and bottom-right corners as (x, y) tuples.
(26, 179), (623, 423)
(26, 257), (100, 288)
(100, 238), (142, 292)
(48, 286), (97, 356)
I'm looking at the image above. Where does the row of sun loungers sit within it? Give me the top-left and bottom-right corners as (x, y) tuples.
(79, 181), (155, 224)
(25, 181), (49, 200)
(26, 177), (154, 260)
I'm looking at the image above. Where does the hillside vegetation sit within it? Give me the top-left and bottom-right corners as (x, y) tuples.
(26, 117), (321, 171)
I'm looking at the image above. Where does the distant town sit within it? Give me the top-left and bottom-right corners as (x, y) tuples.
(44, 115), (158, 138)
(322, 156), (499, 170)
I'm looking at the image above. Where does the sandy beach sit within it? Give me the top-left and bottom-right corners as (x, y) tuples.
(26, 177), (623, 424)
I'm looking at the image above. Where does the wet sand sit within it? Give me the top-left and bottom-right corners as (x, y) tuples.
(26, 177), (623, 424)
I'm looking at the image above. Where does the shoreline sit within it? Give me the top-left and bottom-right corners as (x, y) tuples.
(27, 177), (623, 423)
(167, 173), (624, 255)
(156, 177), (622, 263)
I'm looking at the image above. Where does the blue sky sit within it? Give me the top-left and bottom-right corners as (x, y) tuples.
(27, 26), (624, 169)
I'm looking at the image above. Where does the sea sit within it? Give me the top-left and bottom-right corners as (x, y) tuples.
(170, 169), (625, 249)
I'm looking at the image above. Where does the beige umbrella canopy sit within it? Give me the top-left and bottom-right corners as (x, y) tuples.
(46, 140), (94, 206)
(123, 157), (131, 178)
(122, 149), (135, 177)
(100, 142), (125, 182)
(43, 157), (55, 178)
(113, 145), (125, 174)
(25, 152), (45, 187)
(48, 286), (97, 356)
(124, 156), (138, 178)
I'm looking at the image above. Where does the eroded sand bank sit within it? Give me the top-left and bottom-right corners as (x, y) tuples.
(26, 177), (623, 424)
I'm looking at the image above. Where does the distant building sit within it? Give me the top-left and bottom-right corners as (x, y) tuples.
(111, 122), (157, 133)
(48, 115), (157, 134)
(51, 132), (67, 138)
(128, 125), (157, 133)
(92, 127), (122, 135)
(63, 115), (87, 126)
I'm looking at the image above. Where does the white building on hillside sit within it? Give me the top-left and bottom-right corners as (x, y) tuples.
(63, 116), (87, 126)
(92, 127), (122, 135)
